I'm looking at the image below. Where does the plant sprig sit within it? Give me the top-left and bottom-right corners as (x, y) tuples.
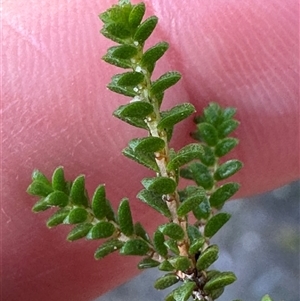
(27, 1), (276, 300)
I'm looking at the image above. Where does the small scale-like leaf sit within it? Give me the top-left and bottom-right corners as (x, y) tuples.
(172, 281), (196, 301)
(159, 223), (184, 241)
(140, 42), (169, 73)
(91, 185), (106, 220)
(128, 137), (165, 153)
(187, 225), (202, 241)
(114, 101), (154, 119)
(150, 71), (182, 96)
(134, 16), (158, 45)
(101, 23), (131, 43)
(157, 103), (194, 130)
(261, 295), (274, 301)
(27, 181), (53, 197)
(120, 238), (150, 256)
(203, 102), (223, 126)
(137, 189), (171, 218)
(167, 143), (203, 171)
(138, 257), (160, 269)
(196, 245), (219, 270)
(118, 198), (134, 236)
(217, 119), (239, 138)
(94, 239), (124, 259)
(159, 260), (175, 271)
(31, 169), (51, 185)
(123, 146), (159, 171)
(64, 207), (88, 224)
(203, 271), (237, 292)
(44, 191), (69, 207)
(214, 160), (243, 181)
(52, 166), (67, 192)
(210, 287), (225, 299)
(117, 71), (145, 86)
(128, 2), (145, 28)
(204, 213), (231, 238)
(169, 256), (191, 271)
(67, 223), (93, 241)
(70, 175), (88, 207)
(154, 274), (179, 290)
(107, 74), (139, 97)
(222, 107), (237, 120)
(198, 145), (215, 166)
(214, 138), (239, 157)
(47, 208), (70, 228)
(153, 230), (168, 257)
(105, 44), (138, 60)
(142, 177), (176, 194)
(192, 197), (211, 220)
(177, 188), (206, 217)
(87, 221), (115, 239)
(189, 237), (205, 255)
(134, 222), (151, 243)
(164, 239), (179, 255)
(32, 198), (51, 212)
(197, 123), (219, 146)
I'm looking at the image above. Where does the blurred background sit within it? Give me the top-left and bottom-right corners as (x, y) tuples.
(95, 181), (299, 301)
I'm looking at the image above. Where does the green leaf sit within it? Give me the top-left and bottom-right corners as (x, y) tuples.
(120, 238), (150, 256)
(210, 183), (240, 207)
(64, 208), (88, 224)
(214, 160), (243, 180)
(217, 119), (239, 139)
(167, 143), (203, 171)
(196, 245), (219, 270)
(128, 2), (145, 28)
(32, 198), (51, 212)
(198, 145), (215, 166)
(164, 239), (179, 255)
(87, 221), (115, 239)
(197, 123), (219, 146)
(223, 107), (237, 120)
(134, 16), (158, 45)
(177, 188), (206, 217)
(192, 197), (211, 220)
(128, 137), (165, 153)
(27, 181), (53, 197)
(103, 45), (138, 68)
(52, 166), (67, 192)
(154, 274), (179, 290)
(118, 198), (134, 236)
(140, 42), (169, 73)
(123, 146), (158, 171)
(215, 138), (239, 157)
(190, 162), (215, 189)
(137, 189), (171, 218)
(138, 257), (160, 269)
(134, 222), (151, 243)
(204, 213), (231, 238)
(169, 256), (191, 271)
(189, 237), (205, 255)
(157, 103), (194, 130)
(159, 260), (175, 271)
(153, 230), (168, 257)
(101, 23), (131, 43)
(203, 271), (237, 292)
(91, 185), (107, 220)
(210, 287), (225, 299)
(187, 225), (202, 241)
(172, 281), (196, 301)
(261, 295), (274, 301)
(44, 191), (69, 207)
(203, 102), (223, 126)
(67, 223), (93, 241)
(114, 101), (154, 119)
(94, 239), (124, 259)
(70, 175), (88, 207)
(47, 208), (70, 228)
(150, 71), (182, 96)
(159, 223), (184, 241)
(142, 177), (177, 194)
(107, 74), (139, 97)
(104, 199), (117, 222)
(117, 71), (145, 86)
(31, 169), (51, 185)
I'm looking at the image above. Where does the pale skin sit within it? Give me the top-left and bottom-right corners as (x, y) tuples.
(2, 0), (299, 301)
